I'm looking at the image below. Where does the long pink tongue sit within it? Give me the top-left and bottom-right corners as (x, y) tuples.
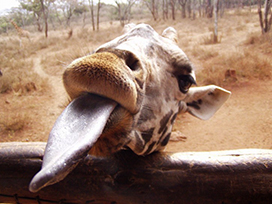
(29, 94), (117, 193)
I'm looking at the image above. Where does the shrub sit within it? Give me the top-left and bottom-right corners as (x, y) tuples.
(196, 49), (272, 86)
(0, 113), (30, 133)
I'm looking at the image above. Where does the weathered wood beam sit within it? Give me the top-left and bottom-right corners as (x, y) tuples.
(0, 142), (272, 204)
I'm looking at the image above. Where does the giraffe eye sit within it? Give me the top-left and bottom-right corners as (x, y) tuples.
(177, 75), (196, 93)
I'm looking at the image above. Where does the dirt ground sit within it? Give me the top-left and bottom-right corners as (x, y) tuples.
(0, 12), (271, 152)
(167, 79), (272, 152)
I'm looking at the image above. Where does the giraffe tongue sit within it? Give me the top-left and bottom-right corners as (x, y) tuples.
(29, 94), (117, 193)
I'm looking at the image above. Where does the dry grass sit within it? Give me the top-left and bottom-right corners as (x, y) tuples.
(244, 32), (272, 54)
(179, 12), (272, 86)
(0, 113), (30, 134)
(200, 33), (222, 45)
(196, 48), (272, 86)
(39, 26), (123, 76)
(190, 46), (219, 61)
(0, 38), (49, 94)
(40, 45), (92, 76)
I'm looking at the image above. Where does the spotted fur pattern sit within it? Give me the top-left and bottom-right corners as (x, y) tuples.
(10, 20), (30, 40)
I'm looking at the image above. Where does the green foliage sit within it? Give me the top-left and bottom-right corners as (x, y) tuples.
(0, 17), (9, 33)
(73, 4), (89, 16)
(20, 0), (43, 15)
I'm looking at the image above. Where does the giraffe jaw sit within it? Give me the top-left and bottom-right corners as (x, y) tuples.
(29, 93), (118, 193)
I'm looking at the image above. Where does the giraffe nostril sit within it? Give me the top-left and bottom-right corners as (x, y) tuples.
(124, 52), (140, 71)
(127, 59), (139, 71)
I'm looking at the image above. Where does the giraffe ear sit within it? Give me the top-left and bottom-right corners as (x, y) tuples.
(184, 85), (231, 120)
(162, 27), (178, 43)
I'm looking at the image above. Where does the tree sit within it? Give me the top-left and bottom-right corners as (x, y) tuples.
(192, 0), (196, 19)
(219, 0), (225, 18)
(73, 1), (88, 27)
(187, 0), (191, 18)
(88, 0), (102, 31)
(115, 0), (136, 26)
(58, 0), (79, 27)
(162, 0), (169, 20)
(21, 0), (54, 37)
(206, 0), (213, 18)
(170, 0), (176, 20)
(40, 0), (48, 37)
(50, 2), (63, 26)
(198, 0), (203, 17)
(178, 0), (187, 18)
(143, 0), (159, 21)
(213, 0), (219, 42)
(19, 0), (43, 32)
(258, 0), (272, 34)
(88, 0), (96, 30)
(96, 0), (101, 31)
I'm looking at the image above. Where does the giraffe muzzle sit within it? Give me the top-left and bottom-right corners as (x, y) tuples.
(63, 52), (140, 114)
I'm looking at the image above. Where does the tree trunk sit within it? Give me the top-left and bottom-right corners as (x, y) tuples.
(40, 0), (48, 38)
(89, 0), (96, 31)
(34, 13), (43, 32)
(144, 0), (158, 21)
(187, 0), (192, 18)
(214, 0), (218, 43)
(206, 0), (213, 18)
(182, 5), (186, 18)
(179, 0), (187, 18)
(192, 0), (196, 19)
(97, 0), (101, 31)
(220, 0), (225, 18)
(264, 0), (271, 32)
(152, 0), (157, 21)
(0, 142), (272, 204)
(258, 0), (264, 33)
(258, 0), (271, 34)
(82, 11), (86, 28)
(198, 0), (202, 17)
(163, 0), (169, 20)
(116, 2), (124, 26)
(170, 0), (176, 20)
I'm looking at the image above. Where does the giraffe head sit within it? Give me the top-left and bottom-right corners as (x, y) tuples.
(29, 24), (230, 192)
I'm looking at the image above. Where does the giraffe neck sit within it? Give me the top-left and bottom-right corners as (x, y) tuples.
(11, 20), (23, 34)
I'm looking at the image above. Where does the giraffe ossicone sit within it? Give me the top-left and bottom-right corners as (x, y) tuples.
(29, 24), (231, 193)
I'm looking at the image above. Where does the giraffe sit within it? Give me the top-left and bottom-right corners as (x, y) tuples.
(29, 24), (231, 192)
(10, 20), (30, 41)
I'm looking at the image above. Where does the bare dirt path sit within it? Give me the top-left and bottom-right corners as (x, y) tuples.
(32, 51), (67, 106)
(29, 51), (67, 141)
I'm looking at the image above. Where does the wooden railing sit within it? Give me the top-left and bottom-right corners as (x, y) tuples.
(0, 142), (272, 204)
